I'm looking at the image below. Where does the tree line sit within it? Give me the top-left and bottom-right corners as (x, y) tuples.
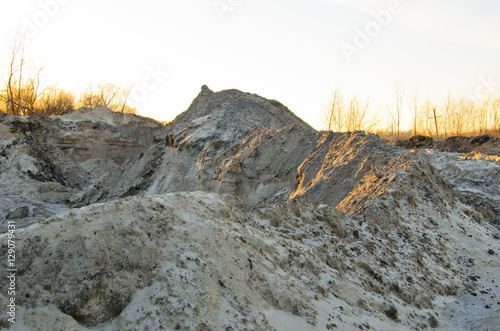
(321, 84), (500, 140)
(1, 37), (137, 117)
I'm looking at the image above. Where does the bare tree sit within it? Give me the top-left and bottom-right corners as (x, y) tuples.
(321, 88), (377, 132)
(77, 83), (136, 113)
(390, 82), (406, 139)
(2, 38), (23, 115)
(447, 98), (473, 136)
(442, 93), (455, 138)
(1, 36), (45, 115)
(409, 85), (418, 136)
(36, 86), (75, 115)
(462, 98), (476, 135)
(475, 100), (490, 135)
(417, 98), (435, 137)
(119, 88), (131, 113)
(492, 98), (500, 134)
(321, 87), (344, 131)
(345, 94), (374, 132)
(78, 83), (113, 109)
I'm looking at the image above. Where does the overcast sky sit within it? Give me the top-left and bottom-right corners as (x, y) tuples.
(2, 0), (500, 128)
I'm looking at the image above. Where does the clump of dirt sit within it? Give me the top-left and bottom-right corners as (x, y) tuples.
(396, 135), (435, 149)
(397, 134), (500, 156)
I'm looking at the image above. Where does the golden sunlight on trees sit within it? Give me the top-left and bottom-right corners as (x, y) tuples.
(321, 87), (378, 132)
(1, 36), (137, 117)
(36, 86), (75, 115)
(320, 87), (344, 131)
(490, 98), (500, 132)
(322, 84), (499, 140)
(417, 99), (439, 138)
(1, 37), (45, 116)
(77, 83), (137, 114)
(0, 37), (77, 116)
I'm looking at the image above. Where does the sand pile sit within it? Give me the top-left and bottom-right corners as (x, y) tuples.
(1, 87), (499, 330)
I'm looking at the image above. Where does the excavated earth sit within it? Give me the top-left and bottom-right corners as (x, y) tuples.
(0, 86), (499, 330)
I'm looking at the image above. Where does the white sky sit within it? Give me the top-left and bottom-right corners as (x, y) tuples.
(1, 0), (500, 129)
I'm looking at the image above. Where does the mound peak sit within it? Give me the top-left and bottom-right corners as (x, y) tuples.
(172, 85), (313, 136)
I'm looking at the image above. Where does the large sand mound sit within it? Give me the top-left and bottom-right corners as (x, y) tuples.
(1, 86), (499, 330)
